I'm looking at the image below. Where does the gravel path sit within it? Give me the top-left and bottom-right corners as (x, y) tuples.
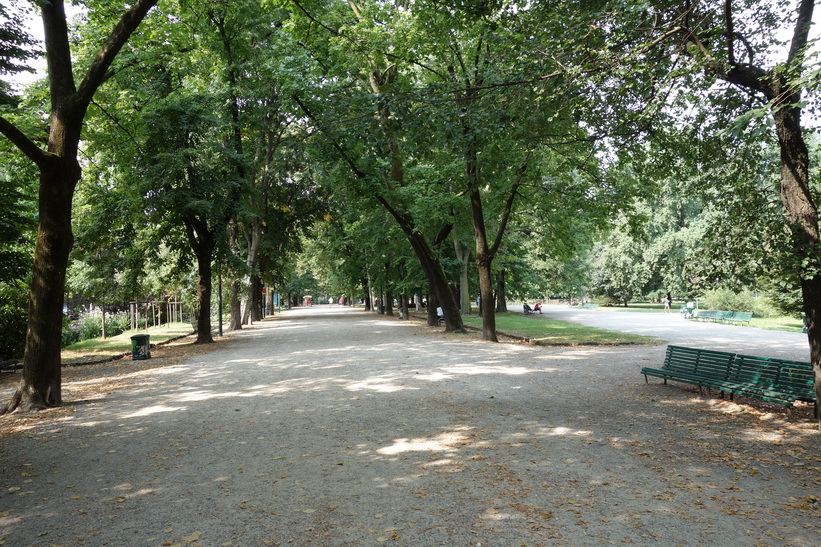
(1, 306), (819, 546)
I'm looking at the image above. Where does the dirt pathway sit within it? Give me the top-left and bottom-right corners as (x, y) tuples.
(1, 307), (819, 546)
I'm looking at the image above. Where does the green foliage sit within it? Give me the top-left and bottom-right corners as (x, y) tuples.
(0, 282), (27, 359)
(0, 0), (39, 104)
(0, 141), (35, 361)
(588, 218), (652, 306)
(757, 276), (804, 318)
(62, 311), (132, 348)
(699, 288), (780, 318)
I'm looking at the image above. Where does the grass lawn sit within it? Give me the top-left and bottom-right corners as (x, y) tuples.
(461, 312), (659, 346)
(749, 316), (804, 332)
(62, 322), (194, 360)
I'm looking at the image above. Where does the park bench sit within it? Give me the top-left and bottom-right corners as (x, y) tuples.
(0, 359), (21, 373)
(692, 310), (718, 321)
(641, 345), (816, 412)
(641, 345), (737, 393)
(717, 354), (815, 407)
(690, 310), (752, 325)
(724, 311), (753, 325)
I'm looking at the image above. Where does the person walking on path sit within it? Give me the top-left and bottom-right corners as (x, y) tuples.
(664, 291), (672, 312)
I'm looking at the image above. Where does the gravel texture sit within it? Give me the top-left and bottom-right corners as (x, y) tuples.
(1, 305), (819, 546)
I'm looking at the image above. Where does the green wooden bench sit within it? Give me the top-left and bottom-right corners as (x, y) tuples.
(640, 345), (736, 393)
(724, 311), (753, 325)
(690, 310), (752, 326)
(717, 354), (815, 407)
(641, 346), (816, 412)
(692, 310), (718, 321)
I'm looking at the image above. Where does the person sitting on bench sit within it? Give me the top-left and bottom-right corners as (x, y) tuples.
(533, 301), (542, 313)
(436, 306), (444, 323)
(523, 303), (533, 314)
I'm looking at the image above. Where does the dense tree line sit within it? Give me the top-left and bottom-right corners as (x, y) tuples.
(0, 0), (819, 423)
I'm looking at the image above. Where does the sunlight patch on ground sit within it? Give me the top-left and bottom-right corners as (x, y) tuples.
(121, 404), (185, 418)
(536, 425), (593, 437)
(176, 390), (244, 402)
(440, 364), (536, 376)
(377, 431), (470, 456)
(346, 377), (417, 393)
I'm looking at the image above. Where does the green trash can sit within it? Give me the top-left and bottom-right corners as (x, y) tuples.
(130, 334), (151, 360)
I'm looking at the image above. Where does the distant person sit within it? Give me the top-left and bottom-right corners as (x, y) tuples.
(664, 292), (672, 312)
(533, 301), (542, 314)
(436, 306), (444, 323)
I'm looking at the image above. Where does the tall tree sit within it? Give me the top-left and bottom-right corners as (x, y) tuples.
(287, 0), (466, 332)
(0, 0), (159, 413)
(641, 0), (821, 422)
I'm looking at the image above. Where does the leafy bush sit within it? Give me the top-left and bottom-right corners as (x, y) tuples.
(61, 321), (80, 347)
(77, 314), (102, 341)
(105, 312), (130, 337)
(0, 283), (28, 360)
(700, 288), (780, 318)
(62, 310), (132, 347)
(596, 295), (622, 307)
(701, 288), (753, 312)
(749, 297), (781, 319)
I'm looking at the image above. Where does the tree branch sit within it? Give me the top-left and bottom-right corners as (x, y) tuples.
(0, 115), (52, 167)
(788, 0), (815, 65)
(75, 0), (160, 108)
(490, 163), (527, 257)
(292, 93), (368, 180)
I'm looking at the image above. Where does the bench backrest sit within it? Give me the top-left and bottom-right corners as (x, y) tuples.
(731, 354), (815, 401)
(728, 311), (753, 322)
(664, 345), (736, 380)
(716, 310), (733, 321)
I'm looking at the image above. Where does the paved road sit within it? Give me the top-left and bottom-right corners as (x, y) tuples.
(515, 304), (811, 361)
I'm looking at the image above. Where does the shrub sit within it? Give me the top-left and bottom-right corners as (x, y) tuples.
(61, 322), (80, 347)
(701, 288), (753, 312)
(77, 314), (102, 341)
(700, 288), (780, 318)
(0, 283), (28, 360)
(105, 312), (130, 337)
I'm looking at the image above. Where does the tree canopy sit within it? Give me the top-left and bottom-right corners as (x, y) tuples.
(1, 0), (820, 422)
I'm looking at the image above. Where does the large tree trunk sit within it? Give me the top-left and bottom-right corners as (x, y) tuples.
(373, 195), (464, 332)
(229, 281), (242, 330)
(427, 292), (440, 327)
(471, 188), (498, 342)
(496, 269), (508, 313)
(3, 161), (78, 412)
(228, 220), (242, 330)
(362, 278), (371, 311)
(249, 275), (263, 321)
(454, 238), (472, 314)
(774, 104), (821, 422)
(0, 0), (159, 414)
(194, 249), (215, 344)
(265, 284), (273, 317)
(384, 290), (394, 316)
(241, 221), (262, 325)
